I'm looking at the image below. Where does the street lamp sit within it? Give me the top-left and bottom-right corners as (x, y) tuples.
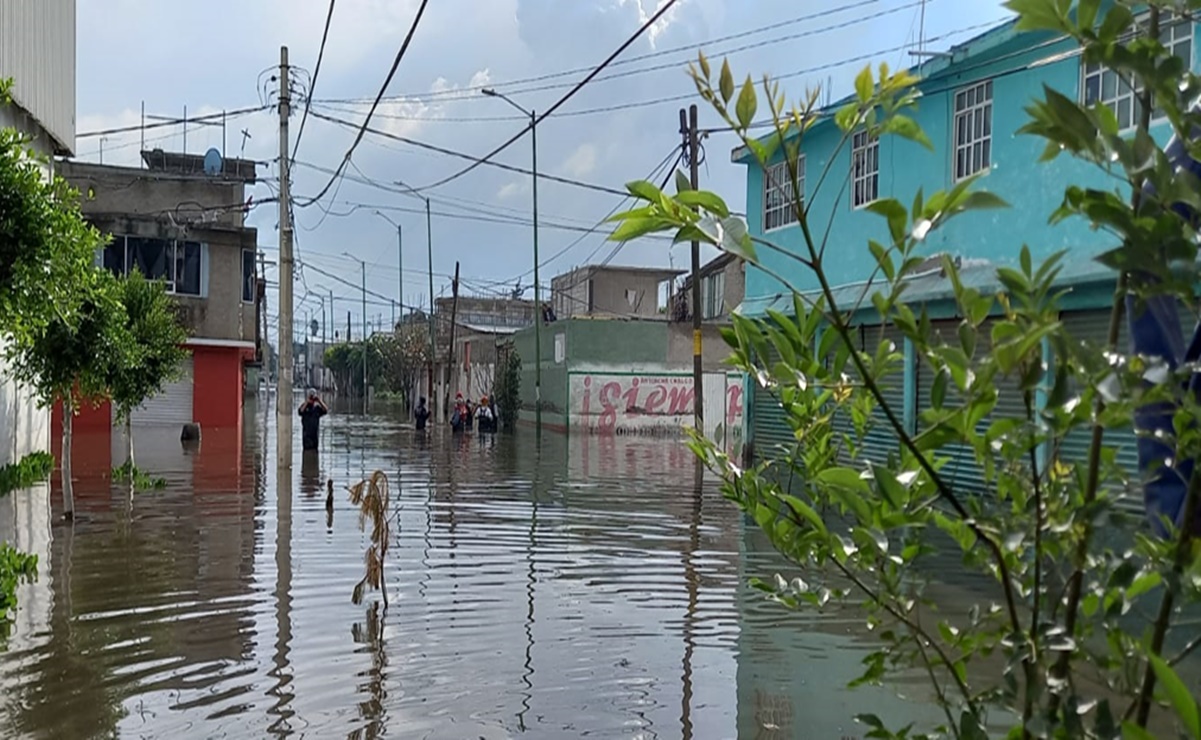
(374, 211), (403, 329)
(482, 88), (541, 434)
(342, 252), (370, 415)
(99, 136), (109, 164)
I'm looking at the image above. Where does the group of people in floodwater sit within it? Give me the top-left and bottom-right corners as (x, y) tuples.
(300, 388), (499, 450)
(411, 393), (497, 433)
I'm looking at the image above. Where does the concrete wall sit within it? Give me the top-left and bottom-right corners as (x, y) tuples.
(678, 257), (747, 320)
(666, 323), (733, 371)
(62, 161), (249, 229)
(0, 0), (75, 155)
(739, 22), (1161, 314)
(551, 267), (677, 319)
(0, 347), (49, 468)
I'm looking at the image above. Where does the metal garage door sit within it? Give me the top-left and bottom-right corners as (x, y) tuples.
(751, 376), (795, 461)
(124, 356), (194, 426)
(914, 318), (1028, 496)
(1053, 306), (1198, 514)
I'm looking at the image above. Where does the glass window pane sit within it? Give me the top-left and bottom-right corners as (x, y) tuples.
(177, 241), (201, 295)
(127, 237), (170, 282)
(242, 249), (255, 302)
(1102, 70), (1117, 101)
(102, 236), (125, 276)
(1118, 96), (1132, 129)
(982, 138), (991, 168)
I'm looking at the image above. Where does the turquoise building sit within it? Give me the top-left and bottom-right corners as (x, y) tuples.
(733, 12), (1197, 494)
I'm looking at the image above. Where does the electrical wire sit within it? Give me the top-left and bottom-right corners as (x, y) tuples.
(315, 0), (893, 106)
(292, 0), (337, 162)
(410, 0), (681, 194)
(302, 110), (628, 197)
(297, 0), (431, 209)
(77, 105), (269, 139)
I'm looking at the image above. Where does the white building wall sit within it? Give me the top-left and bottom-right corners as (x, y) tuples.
(0, 0), (76, 155)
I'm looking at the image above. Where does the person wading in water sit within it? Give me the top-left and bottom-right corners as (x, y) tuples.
(414, 397), (431, 431)
(298, 389), (328, 451)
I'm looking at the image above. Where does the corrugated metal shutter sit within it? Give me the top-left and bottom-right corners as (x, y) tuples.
(751, 374), (796, 461)
(915, 318), (1030, 496)
(125, 356), (194, 426)
(861, 323), (908, 467)
(1057, 309), (1144, 512)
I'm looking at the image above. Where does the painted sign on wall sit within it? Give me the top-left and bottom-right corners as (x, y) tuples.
(570, 371), (744, 445)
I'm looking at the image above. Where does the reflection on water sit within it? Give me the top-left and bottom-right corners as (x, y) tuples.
(0, 396), (954, 739)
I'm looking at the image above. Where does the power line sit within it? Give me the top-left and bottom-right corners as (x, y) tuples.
(410, 0), (681, 194)
(77, 105), (269, 139)
(302, 110), (628, 196)
(314, 0), (892, 106)
(292, 0), (337, 161)
(297, 0), (431, 209)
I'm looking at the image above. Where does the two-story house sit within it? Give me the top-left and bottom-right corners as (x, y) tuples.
(675, 252), (746, 323)
(55, 149), (261, 441)
(551, 264), (682, 320)
(735, 10), (1194, 491)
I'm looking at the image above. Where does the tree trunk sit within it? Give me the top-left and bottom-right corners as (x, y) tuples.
(62, 407), (75, 520)
(124, 415), (134, 473)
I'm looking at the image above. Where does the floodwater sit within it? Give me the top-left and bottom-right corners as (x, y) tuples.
(0, 395), (951, 739)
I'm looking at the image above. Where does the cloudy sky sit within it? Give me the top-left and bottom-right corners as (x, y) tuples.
(75, 0), (1010, 337)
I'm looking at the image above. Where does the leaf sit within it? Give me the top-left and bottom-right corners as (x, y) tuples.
(609, 217), (671, 243)
(675, 169), (692, 194)
(883, 114), (933, 150)
(854, 66), (874, 103)
(816, 466), (871, 494)
(719, 58), (734, 104)
(781, 494), (828, 535)
(677, 190), (730, 218)
(1121, 724), (1157, 740)
(736, 75), (758, 130)
(866, 199), (909, 246)
(626, 179), (665, 204)
(1149, 654), (1201, 739)
(696, 51), (710, 80)
(719, 216), (757, 262)
(960, 190), (1009, 211)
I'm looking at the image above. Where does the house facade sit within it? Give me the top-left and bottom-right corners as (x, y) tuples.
(735, 11), (1194, 491)
(551, 265), (681, 320)
(0, 0), (75, 471)
(674, 252), (746, 323)
(54, 150), (261, 441)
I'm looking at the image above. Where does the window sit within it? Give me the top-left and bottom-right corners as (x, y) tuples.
(851, 130), (879, 208)
(1082, 14), (1192, 129)
(701, 270), (725, 319)
(763, 156), (803, 231)
(242, 249), (256, 303)
(101, 235), (202, 296)
(954, 80), (993, 181)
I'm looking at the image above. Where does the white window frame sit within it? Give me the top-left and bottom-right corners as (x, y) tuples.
(762, 156), (803, 232)
(702, 270), (725, 320)
(1081, 13), (1193, 131)
(953, 79), (994, 182)
(851, 129), (879, 209)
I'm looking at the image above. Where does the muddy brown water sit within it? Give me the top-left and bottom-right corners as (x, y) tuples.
(0, 395), (998, 739)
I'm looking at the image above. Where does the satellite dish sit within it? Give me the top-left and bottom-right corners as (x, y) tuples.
(202, 148), (223, 176)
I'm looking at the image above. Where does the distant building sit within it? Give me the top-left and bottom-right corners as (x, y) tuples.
(56, 149), (261, 435)
(429, 295), (535, 406)
(551, 264), (682, 320)
(675, 253), (746, 323)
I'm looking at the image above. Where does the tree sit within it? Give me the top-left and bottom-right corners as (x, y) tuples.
(7, 270), (131, 519)
(494, 346), (521, 432)
(106, 270), (190, 474)
(610, 3), (1201, 737)
(0, 80), (104, 347)
(375, 326), (431, 409)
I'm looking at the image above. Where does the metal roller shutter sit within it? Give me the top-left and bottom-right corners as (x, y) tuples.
(751, 380), (796, 461)
(1053, 306), (1197, 514)
(860, 323), (908, 468)
(126, 356), (194, 426)
(914, 318), (1031, 496)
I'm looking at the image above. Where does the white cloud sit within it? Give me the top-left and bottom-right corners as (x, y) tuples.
(561, 143), (598, 178)
(497, 180), (527, 200)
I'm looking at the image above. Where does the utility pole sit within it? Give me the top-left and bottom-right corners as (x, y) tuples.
(305, 309), (311, 389)
(277, 46), (295, 470)
(361, 261), (369, 415)
(681, 104), (704, 433)
(426, 197), (437, 420)
(444, 262), (461, 415)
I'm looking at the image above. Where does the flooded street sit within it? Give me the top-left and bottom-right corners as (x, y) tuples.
(0, 395), (944, 739)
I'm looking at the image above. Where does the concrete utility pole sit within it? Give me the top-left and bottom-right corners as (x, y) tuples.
(277, 46), (295, 470)
(482, 88), (541, 434)
(681, 105), (704, 433)
(426, 197), (437, 420)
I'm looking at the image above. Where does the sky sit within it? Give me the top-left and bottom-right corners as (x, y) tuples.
(75, 0), (1011, 338)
